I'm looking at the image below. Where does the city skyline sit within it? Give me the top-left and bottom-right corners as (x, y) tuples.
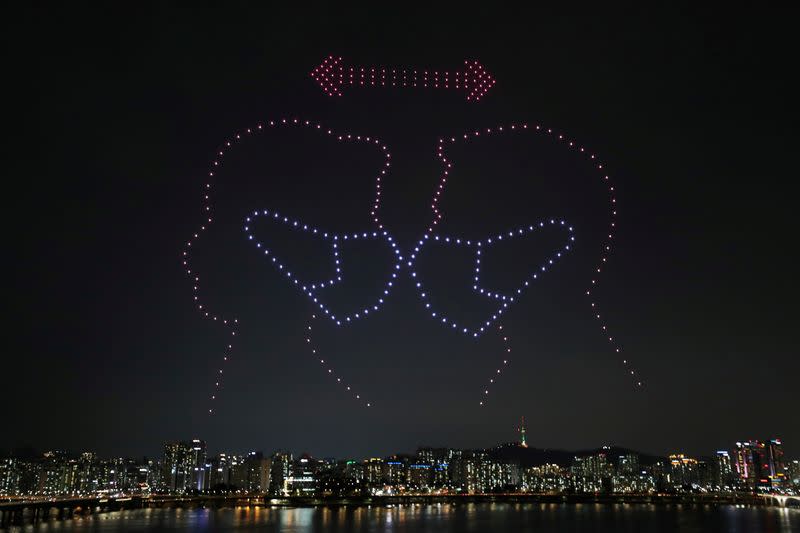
(2, 420), (796, 474)
(2, 422), (797, 499)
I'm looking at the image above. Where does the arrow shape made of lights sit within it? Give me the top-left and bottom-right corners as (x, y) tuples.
(311, 56), (496, 102)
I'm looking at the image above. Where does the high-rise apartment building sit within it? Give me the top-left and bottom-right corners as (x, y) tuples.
(767, 439), (786, 488)
(162, 439), (207, 494)
(269, 451), (291, 495)
(715, 451), (733, 487)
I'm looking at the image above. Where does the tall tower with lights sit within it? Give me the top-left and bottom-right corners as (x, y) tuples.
(518, 417), (528, 448)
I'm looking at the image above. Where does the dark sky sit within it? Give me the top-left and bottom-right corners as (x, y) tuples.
(6, 6), (798, 461)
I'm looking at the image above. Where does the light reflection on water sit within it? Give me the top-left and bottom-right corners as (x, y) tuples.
(7, 503), (800, 532)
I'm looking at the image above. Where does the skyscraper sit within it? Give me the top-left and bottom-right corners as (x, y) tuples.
(162, 439), (206, 494)
(750, 441), (771, 489)
(363, 457), (384, 487)
(189, 439), (208, 492)
(788, 460), (800, 489)
(733, 441), (756, 488)
(573, 451), (614, 479)
(732, 439), (781, 490)
(767, 438), (785, 488)
(208, 453), (231, 488)
(286, 454), (318, 495)
(269, 451), (291, 496)
(245, 452), (271, 494)
(618, 454), (640, 476)
(668, 454), (699, 487)
(0, 458), (18, 495)
(715, 451), (733, 488)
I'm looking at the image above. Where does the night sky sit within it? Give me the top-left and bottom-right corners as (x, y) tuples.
(6, 6), (798, 461)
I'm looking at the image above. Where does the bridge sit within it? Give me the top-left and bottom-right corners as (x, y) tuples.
(762, 494), (800, 508)
(0, 495), (258, 528)
(0, 496), (144, 528)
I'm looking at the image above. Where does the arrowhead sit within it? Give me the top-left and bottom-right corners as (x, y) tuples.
(464, 60), (496, 102)
(311, 55), (345, 97)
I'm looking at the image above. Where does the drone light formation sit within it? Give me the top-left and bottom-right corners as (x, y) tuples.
(182, 118), (392, 414)
(280, 132), (579, 407)
(311, 56), (496, 101)
(431, 123), (642, 390)
(305, 315), (372, 407)
(248, 119), (396, 409)
(406, 220), (575, 338)
(244, 210), (402, 326)
(479, 324), (512, 406)
(185, 63), (641, 414)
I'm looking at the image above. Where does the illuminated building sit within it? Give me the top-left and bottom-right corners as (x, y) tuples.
(696, 460), (712, 488)
(449, 451), (519, 493)
(733, 441), (757, 488)
(613, 454), (651, 493)
(617, 454), (639, 476)
(518, 417), (528, 448)
(162, 439), (206, 494)
(363, 458), (384, 485)
(523, 464), (567, 493)
(0, 458), (18, 496)
(787, 460), (800, 489)
(572, 451), (614, 479)
(2, 436), (794, 497)
(245, 452), (271, 494)
(668, 454), (699, 487)
(767, 439), (786, 488)
(38, 450), (72, 496)
(137, 460), (158, 495)
(209, 453), (231, 488)
(431, 463), (449, 488)
(189, 440), (208, 491)
(344, 460), (364, 483)
(571, 451), (614, 493)
(383, 456), (408, 486)
(450, 451), (486, 493)
(751, 441), (772, 489)
(162, 442), (184, 493)
(101, 458), (131, 494)
(227, 454), (248, 489)
(416, 448), (451, 488)
(14, 461), (41, 496)
(73, 452), (98, 494)
(285, 454), (318, 495)
(715, 451), (733, 488)
(732, 440), (777, 490)
(316, 459), (359, 496)
(449, 451), (477, 493)
(269, 452), (291, 495)
(485, 461), (520, 491)
(408, 464), (431, 489)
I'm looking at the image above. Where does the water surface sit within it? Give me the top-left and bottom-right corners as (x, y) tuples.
(8, 503), (800, 532)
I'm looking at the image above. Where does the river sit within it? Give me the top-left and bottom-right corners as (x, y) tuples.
(6, 502), (800, 532)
